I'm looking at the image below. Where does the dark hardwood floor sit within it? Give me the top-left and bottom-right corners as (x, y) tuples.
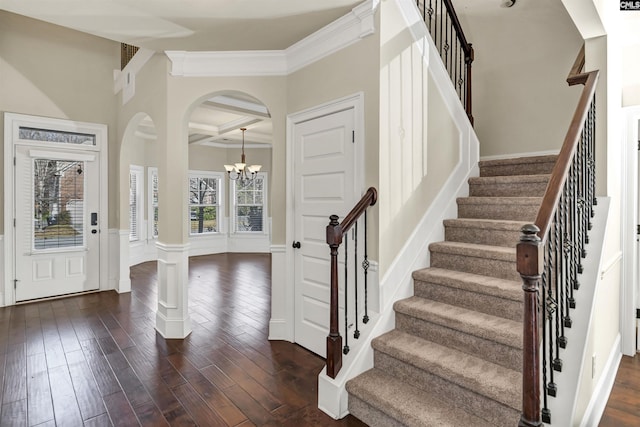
(600, 354), (640, 426)
(0, 253), (366, 426)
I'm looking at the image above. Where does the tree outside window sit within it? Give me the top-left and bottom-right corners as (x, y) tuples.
(189, 173), (222, 235)
(232, 174), (266, 233)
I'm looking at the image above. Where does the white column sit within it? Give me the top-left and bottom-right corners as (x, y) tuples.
(155, 241), (191, 338)
(268, 244), (293, 341)
(117, 230), (132, 293)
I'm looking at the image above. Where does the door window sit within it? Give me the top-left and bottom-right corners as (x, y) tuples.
(33, 159), (85, 250)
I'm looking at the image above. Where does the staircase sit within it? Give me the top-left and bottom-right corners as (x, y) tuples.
(346, 155), (557, 426)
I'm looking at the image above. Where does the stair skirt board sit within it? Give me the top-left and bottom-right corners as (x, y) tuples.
(347, 154), (557, 425)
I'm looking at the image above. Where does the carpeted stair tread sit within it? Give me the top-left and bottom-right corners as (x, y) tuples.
(394, 296), (522, 349)
(429, 241), (516, 261)
(372, 330), (521, 409)
(479, 155), (557, 177)
(456, 196), (542, 222)
(443, 218), (527, 247)
(346, 369), (488, 426)
(430, 241), (519, 281)
(443, 218), (525, 247)
(412, 267), (521, 302)
(443, 218), (528, 231)
(469, 174), (550, 197)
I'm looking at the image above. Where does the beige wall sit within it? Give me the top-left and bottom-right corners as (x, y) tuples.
(377, 0), (462, 274)
(456, 0), (583, 158)
(0, 11), (119, 234)
(287, 11), (381, 259)
(117, 54), (169, 231)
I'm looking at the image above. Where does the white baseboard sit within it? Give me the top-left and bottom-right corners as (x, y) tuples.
(579, 334), (622, 427)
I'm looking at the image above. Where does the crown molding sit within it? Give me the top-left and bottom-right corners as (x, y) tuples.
(165, 0), (379, 77)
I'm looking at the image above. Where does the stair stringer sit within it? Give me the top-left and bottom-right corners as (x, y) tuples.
(317, 0), (479, 418)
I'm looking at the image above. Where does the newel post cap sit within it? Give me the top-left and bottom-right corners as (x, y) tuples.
(517, 224), (543, 276)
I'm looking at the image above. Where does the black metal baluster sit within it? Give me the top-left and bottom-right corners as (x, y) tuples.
(343, 237), (349, 355)
(591, 99), (597, 211)
(568, 164), (578, 310)
(353, 224), (360, 339)
(363, 211), (370, 324)
(541, 244), (551, 423)
(546, 222), (558, 398)
(563, 183), (573, 329)
(439, 0), (443, 53)
(554, 208), (565, 376)
(557, 194), (568, 353)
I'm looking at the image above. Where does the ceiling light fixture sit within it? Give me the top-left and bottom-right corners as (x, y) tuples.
(224, 127), (262, 186)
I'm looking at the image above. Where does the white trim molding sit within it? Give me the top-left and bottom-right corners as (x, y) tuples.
(165, 0), (379, 77)
(578, 335), (621, 427)
(268, 244), (292, 341)
(3, 113), (109, 307)
(113, 48), (155, 104)
(155, 241), (192, 339)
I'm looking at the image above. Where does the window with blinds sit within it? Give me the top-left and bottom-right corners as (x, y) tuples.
(129, 166), (143, 241)
(148, 167), (158, 238)
(232, 174), (267, 233)
(189, 172), (223, 235)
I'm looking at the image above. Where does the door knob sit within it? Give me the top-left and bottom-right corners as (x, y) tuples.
(292, 241), (301, 249)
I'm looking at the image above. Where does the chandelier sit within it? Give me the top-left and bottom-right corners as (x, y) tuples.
(224, 127), (262, 186)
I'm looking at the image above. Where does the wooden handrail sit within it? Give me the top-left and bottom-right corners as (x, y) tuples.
(337, 187), (378, 237)
(534, 70), (598, 240)
(326, 187), (378, 379)
(566, 44), (586, 86)
(418, 0), (474, 124)
(442, 0), (473, 57)
(518, 43), (599, 426)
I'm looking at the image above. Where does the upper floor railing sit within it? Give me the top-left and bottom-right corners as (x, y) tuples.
(417, 0), (474, 124)
(325, 187), (377, 378)
(121, 43), (139, 70)
(517, 45), (599, 426)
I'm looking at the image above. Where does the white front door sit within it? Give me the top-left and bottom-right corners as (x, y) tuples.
(13, 146), (101, 302)
(293, 108), (356, 357)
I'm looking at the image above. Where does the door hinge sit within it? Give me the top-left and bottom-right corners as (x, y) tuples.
(13, 156), (16, 166)
(13, 218), (16, 227)
(352, 130), (355, 143)
(637, 224), (640, 235)
(636, 308), (640, 319)
(13, 279), (18, 290)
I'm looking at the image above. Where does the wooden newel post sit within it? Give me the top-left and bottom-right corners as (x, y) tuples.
(326, 214), (343, 379)
(517, 224), (543, 427)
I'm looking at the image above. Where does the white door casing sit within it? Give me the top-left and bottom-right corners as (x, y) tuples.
(292, 104), (361, 357)
(14, 147), (100, 301)
(4, 113), (108, 306)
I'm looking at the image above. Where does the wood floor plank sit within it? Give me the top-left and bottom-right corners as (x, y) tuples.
(102, 391), (139, 427)
(600, 355), (640, 426)
(48, 365), (83, 427)
(83, 413), (113, 427)
(26, 353), (54, 426)
(0, 254), (374, 426)
(1, 399), (27, 427)
(3, 344), (27, 405)
(79, 339), (122, 396)
(166, 353), (247, 426)
(171, 383), (227, 427)
(65, 350), (106, 421)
